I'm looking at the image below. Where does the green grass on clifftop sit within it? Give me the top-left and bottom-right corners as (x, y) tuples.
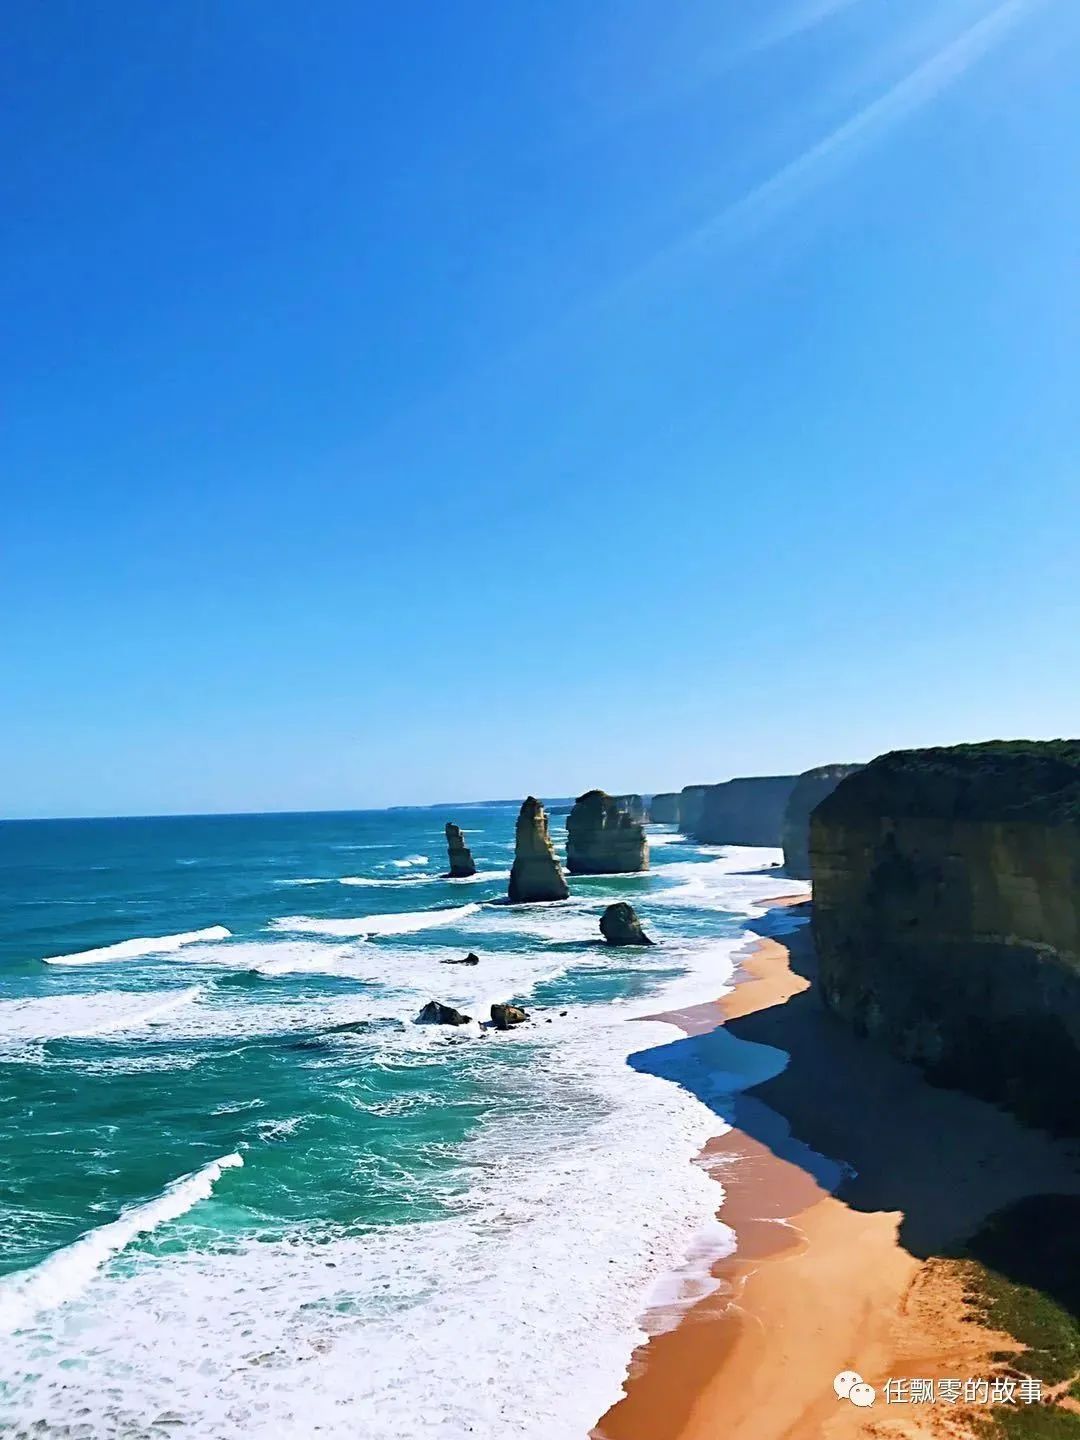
(953, 1195), (1080, 1437)
(816, 739), (1080, 825)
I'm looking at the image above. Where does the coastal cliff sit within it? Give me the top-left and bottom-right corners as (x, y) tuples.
(781, 764), (863, 879)
(566, 790), (648, 875)
(613, 794), (647, 823)
(678, 785), (709, 832)
(649, 792), (679, 824)
(508, 796), (570, 903)
(689, 775), (799, 846)
(811, 740), (1080, 1133)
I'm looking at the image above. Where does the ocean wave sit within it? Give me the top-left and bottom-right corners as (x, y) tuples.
(390, 854), (428, 868)
(0, 987), (206, 1048)
(270, 903), (480, 939)
(43, 926), (232, 966)
(0, 1152), (243, 1337)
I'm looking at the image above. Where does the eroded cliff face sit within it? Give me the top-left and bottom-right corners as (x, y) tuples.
(678, 785), (709, 832)
(508, 797), (570, 903)
(649, 792), (680, 824)
(444, 821), (477, 879)
(689, 775), (799, 845)
(566, 790), (648, 875)
(613, 794), (647, 824)
(782, 764), (864, 879)
(811, 741), (1080, 1133)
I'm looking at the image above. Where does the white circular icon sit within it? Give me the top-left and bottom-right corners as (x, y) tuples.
(849, 1382), (877, 1407)
(833, 1371), (861, 1399)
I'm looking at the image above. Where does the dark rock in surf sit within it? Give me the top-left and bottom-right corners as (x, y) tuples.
(444, 822), (477, 879)
(440, 952), (480, 966)
(416, 1000), (472, 1026)
(491, 1003), (529, 1030)
(600, 902), (653, 947)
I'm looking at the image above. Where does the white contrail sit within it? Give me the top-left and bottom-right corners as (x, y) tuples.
(656, 0), (1046, 270)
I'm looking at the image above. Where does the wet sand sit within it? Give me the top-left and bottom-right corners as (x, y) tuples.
(594, 897), (1080, 1440)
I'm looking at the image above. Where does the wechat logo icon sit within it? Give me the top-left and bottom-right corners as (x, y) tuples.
(834, 1371), (876, 1407)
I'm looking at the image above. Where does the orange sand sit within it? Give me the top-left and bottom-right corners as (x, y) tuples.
(594, 897), (1080, 1440)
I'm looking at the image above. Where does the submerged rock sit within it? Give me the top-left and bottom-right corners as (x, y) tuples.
(600, 902), (653, 947)
(507, 797), (569, 903)
(444, 822), (477, 879)
(491, 1003), (529, 1029)
(566, 790), (648, 875)
(416, 1000), (472, 1026)
(441, 952), (480, 966)
(811, 740), (1080, 1134)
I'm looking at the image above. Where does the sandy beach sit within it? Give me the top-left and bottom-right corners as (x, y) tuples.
(595, 896), (1080, 1440)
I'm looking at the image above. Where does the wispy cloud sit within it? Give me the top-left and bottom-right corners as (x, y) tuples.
(749, 0), (869, 52)
(651, 0), (1048, 274)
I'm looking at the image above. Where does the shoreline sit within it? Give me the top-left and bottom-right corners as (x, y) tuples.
(594, 894), (1080, 1440)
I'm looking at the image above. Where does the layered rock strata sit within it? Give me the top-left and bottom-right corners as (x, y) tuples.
(444, 821), (477, 878)
(507, 797), (570, 903)
(688, 775), (799, 845)
(811, 740), (1080, 1133)
(781, 764), (864, 878)
(566, 790), (649, 875)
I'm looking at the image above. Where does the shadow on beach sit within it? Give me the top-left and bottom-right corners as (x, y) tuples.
(628, 896), (1080, 1310)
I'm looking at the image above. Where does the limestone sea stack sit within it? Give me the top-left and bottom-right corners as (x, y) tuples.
(649, 792), (680, 824)
(566, 790), (649, 875)
(507, 797), (570, 903)
(600, 902), (653, 946)
(781, 763), (864, 879)
(444, 821), (477, 878)
(811, 740), (1080, 1134)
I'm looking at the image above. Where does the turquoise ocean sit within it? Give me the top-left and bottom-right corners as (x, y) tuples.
(0, 807), (806, 1438)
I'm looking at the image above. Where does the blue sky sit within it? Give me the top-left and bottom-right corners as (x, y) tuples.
(3, 0), (1078, 817)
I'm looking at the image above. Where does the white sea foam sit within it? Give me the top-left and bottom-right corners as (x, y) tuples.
(0, 1152), (243, 1337)
(43, 925), (232, 966)
(270, 903), (481, 939)
(0, 978), (735, 1438)
(390, 853), (428, 868)
(645, 829), (685, 846)
(0, 987), (205, 1049)
(2, 844), (805, 1438)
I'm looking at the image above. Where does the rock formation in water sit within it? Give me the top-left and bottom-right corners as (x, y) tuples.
(613, 794), (647, 823)
(649, 792), (680, 824)
(507, 797), (570, 903)
(600, 902), (653, 947)
(491, 1002), (528, 1029)
(566, 790), (648, 875)
(416, 1000), (472, 1026)
(441, 952), (480, 966)
(687, 775), (800, 845)
(781, 764), (864, 879)
(444, 822), (477, 879)
(811, 740), (1080, 1134)
(678, 785), (709, 832)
